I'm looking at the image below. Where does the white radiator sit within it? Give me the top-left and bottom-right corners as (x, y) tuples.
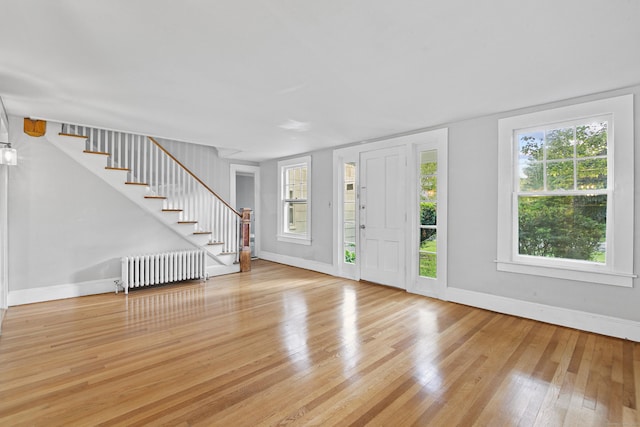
(120, 250), (206, 294)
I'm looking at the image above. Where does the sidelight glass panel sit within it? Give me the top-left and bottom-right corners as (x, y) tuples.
(419, 150), (437, 278)
(344, 162), (357, 264)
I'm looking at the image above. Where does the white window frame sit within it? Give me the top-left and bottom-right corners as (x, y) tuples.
(277, 156), (311, 245)
(497, 95), (635, 287)
(411, 132), (448, 299)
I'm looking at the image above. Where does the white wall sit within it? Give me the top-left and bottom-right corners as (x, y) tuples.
(155, 137), (257, 202)
(446, 86), (640, 322)
(260, 149), (334, 265)
(7, 116), (194, 296)
(0, 166), (8, 311)
(236, 174), (254, 212)
(259, 85), (640, 328)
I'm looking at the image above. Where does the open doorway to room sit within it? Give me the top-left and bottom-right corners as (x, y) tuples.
(230, 165), (260, 258)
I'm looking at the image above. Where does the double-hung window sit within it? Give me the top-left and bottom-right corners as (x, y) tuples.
(277, 156), (311, 245)
(497, 95), (634, 287)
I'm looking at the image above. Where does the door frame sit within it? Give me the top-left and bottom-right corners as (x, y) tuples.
(333, 128), (448, 293)
(230, 164), (260, 258)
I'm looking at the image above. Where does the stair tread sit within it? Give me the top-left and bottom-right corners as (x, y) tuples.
(193, 231), (212, 235)
(105, 166), (130, 171)
(59, 133), (87, 139)
(178, 221), (197, 224)
(162, 208), (183, 212)
(207, 242), (224, 245)
(144, 195), (167, 199)
(125, 182), (149, 186)
(84, 150), (110, 156)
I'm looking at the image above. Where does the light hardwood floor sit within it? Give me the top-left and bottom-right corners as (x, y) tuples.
(1, 260), (638, 426)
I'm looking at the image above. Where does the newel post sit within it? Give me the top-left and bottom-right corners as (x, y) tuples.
(240, 208), (252, 272)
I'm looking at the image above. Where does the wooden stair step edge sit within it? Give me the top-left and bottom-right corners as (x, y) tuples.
(193, 231), (212, 235)
(105, 166), (130, 171)
(83, 150), (110, 156)
(207, 241), (224, 245)
(177, 221), (197, 224)
(59, 132), (88, 139)
(162, 208), (183, 212)
(144, 195), (167, 199)
(125, 182), (149, 186)
(220, 251), (236, 255)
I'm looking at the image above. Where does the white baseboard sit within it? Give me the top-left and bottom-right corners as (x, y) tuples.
(259, 251), (335, 276)
(446, 287), (640, 342)
(8, 265), (242, 306)
(8, 277), (118, 306)
(206, 263), (240, 277)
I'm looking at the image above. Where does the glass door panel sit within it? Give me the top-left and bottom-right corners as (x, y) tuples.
(419, 150), (437, 278)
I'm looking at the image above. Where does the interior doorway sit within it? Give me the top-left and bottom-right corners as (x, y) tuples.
(230, 165), (260, 258)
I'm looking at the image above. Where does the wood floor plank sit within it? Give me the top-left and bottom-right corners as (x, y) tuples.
(0, 260), (638, 426)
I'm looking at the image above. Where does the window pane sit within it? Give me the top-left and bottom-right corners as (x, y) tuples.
(284, 166), (309, 200)
(419, 253), (437, 278)
(546, 127), (574, 160)
(344, 222), (356, 243)
(420, 202), (436, 226)
(547, 160), (574, 190)
(419, 227), (437, 278)
(420, 228), (436, 250)
(344, 185), (355, 202)
(344, 162), (357, 264)
(286, 202), (307, 234)
(420, 176), (437, 202)
(344, 202), (356, 221)
(518, 195), (607, 262)
(519, 161), (544, 191)
(344, 243), (356, 263)
(577, 158), (607, 190)
(576, 121), (607, 157)
(518, 131), (544, 161)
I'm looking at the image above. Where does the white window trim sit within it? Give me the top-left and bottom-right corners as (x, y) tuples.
(497, 95), (635, 287)
(277, 155), (311, 245)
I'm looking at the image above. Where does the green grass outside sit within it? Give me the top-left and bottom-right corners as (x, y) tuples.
(419, 239), (436, 278)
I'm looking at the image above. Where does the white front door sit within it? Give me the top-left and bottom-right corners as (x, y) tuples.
(359, 146), (406, 288)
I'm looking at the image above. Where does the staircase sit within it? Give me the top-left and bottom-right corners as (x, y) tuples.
(48, 122), (242, 276)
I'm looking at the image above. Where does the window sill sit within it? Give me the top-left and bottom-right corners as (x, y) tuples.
(496, 260), (635, 288)
(277, 234), (312, 246)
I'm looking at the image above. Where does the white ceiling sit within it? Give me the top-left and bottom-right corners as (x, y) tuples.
(1, 1), (639, 162)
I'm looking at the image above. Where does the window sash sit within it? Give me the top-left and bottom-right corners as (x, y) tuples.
(496, 94), (634, 287)
(277, 156), (311, 244)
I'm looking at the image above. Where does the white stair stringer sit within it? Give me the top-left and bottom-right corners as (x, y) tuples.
(48, 123), (239, 277)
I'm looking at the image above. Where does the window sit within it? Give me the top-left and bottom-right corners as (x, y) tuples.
(497, 95), (634, 287)
(277, 156), (311, 245)
(419, 150), (437, 278)
(343, 162), (356, 264)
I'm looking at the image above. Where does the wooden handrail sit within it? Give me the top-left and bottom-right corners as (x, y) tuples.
(147, 137), (241, 217)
